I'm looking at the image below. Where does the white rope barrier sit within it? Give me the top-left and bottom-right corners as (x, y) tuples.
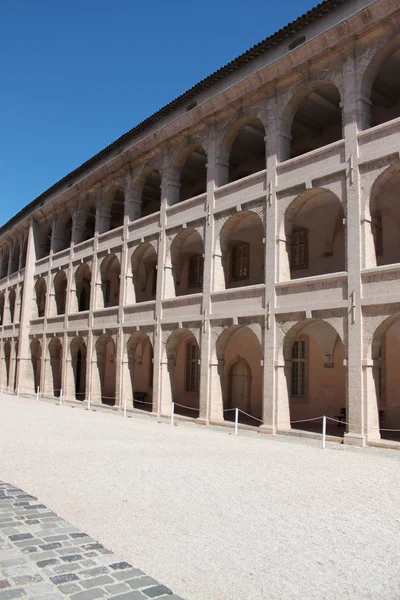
(133, 398), (153, 405)
(290, 416), (324, 424)
(236, 408), (263, 423)
(173, 402), (199, 412)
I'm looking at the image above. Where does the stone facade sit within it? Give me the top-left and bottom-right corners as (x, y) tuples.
(1, 0), (400, 446)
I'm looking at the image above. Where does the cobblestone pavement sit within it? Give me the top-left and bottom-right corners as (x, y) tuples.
(0, 482), (184, 600)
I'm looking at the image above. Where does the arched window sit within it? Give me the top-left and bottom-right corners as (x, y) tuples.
(291, 339), (306, 398)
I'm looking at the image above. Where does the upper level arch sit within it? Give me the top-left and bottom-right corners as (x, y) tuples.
(282, 188), (345, 280)
(35, 221), (52, 260)
(34, 277), (47, 318)
(74, 263), (91, 312)
(74, 196), (96, 244)
(218, 117), (266, 186)
(99, 254), (121, 308)
(362, 37), (400, 129)
(217, 210), (265, 290)
(170, 228), (204, 297)
(280, 81), (343, 161)
(130, 242), (157, 303)
(1, 247), (9, 279)
(137, 167), (162, 219)
(368, 161), (400, 267)
(98, 187), (125, 234)
(53, 213), (73, 253)
(170, 143), (207, 204)
(9, 242), (20, 274)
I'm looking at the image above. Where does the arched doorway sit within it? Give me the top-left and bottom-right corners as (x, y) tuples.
(125, 332), (154, 412)
(4, 341), (11, 389)
(94, 334), (117, 406)
(75, 263), (91, 312)
(168, 229), (204, 297)
(30, 338), (42, 393)
(281, 319), (346, 436)
(48, 337), (62, 398)
(70, 337), (87, 401)
(130, 243), (157, 303)
(218, 117), (266, 185)
(228, 358), (251, 412)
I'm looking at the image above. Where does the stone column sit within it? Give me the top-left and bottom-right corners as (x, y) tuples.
(208, 359), (224, 422)
(275, 361), (291, 430)
(2, 291), (10, 326)
(159, 355), (173, 416)
(199, 124), (216, 422)
(363, 359), (381, 441)
(152, 162), (168, 416)
(15, 221), (37, 393)
(342, 49), (366, 446)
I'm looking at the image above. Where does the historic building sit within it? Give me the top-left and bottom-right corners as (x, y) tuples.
(1, 0), (400, 446)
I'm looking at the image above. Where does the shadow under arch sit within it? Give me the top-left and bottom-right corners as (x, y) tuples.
(282, 187), (345, 280)
(280, 318), (346, 436)
(361, 36), (400, 129)
(126, 332), (154, 412)
(217, 209), (265, 290)
(280, 80), (343, 161)
(164, 328), (200, 418)
(213, 324), (262, 426)
(218, 116), (266, 185)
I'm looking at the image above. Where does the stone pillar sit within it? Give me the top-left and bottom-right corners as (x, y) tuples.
(214, 159), (230, 188)
(152, 162), (168, 416)
(159, 356), (173, 416)
(363, 359), (381, 441)
(261, 95), (278, 433)
(199, 124), (216, 422)
(2, 291), (10, 326)
(15, 221), (37, 393)
(167, 173), (181, 206)
(208, 359), (224, 422)
(275, 361), (291, 430)
(342, 50), (366, 446)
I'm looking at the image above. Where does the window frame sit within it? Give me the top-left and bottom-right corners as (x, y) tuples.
(290, 229), (308, 271)
(291, 338), (307, 398)
(231, 242), (250, 281)
(185, 341), (199, 393)
(188, 254), (204, 288)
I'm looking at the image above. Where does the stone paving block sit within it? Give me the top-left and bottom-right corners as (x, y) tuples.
(50, 572), (80, 585)
(39, 543), (62, 551)
(69, 588), (107, 600)
(58, 582), (82, 594)
(79, 575), (115, 589)
(127, 577), (160, 591)
(42, 535), (69, 543)
(104, 582), (131, 595)
(8, 535), (32, 543)
(12, 574), (43, 585)
(36, 559), (59, 569)
(112, 569), (145, 582)
(0, 589), (26, 599)
(51, 563), (82, 574)
(60, 554), (83, 563)
(109, 592), (147, 600)
(0, 583), (10, 590)
(142, 585), (172, 598)
(79, 566), (109, 578)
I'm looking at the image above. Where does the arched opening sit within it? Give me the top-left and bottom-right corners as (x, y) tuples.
(282, 319), (346, 436)
(365, 42), (400, 128)
(70, 337), (87, 401)
(0, 293), (5, 325)
(1, 248), (9, 279)
(53, 216), (73, 253)
(54, 271), (67, 315)
(48, 337), (62, 398)
(282, 82), (342, 160)
(283, 188), (345, 280)
(214, 325), (262, 425)
(35, 223), (52, 259)
(179, 145), (207, 203)
(75, 199), (96, 244)
(130, 243), (157, 303)
(369, 163), (400, 267)
(75, 263), (91, 312)
(95, 334), (117, 406)
(99, 255), (120, 308)
(9, 243), (20, 274)
(99, 189), (125, 234)
(8, 289), (16, 324)
(170, 229), (204, 296)
(30, 338), (42, 393)
(371, 314), (400, 442)
(4, 341), (11, 388)
(13, 340), (18, 391)
(34, 278), (47, 318)
(165, 329), (200, 417)
(141, 169), (161, 218)
(219, 118), (266, 185)
(126, 332), (153, 412)
(218, 210), (265, 290)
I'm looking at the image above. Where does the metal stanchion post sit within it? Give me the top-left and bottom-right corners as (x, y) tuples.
(322, 415), (326, 449)
(235, 408), (239, 436)
(171, 402), (175, 426)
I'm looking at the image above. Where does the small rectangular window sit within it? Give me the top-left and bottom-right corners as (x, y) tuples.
(291, 340), (306, 397)
(186, 342), (199, 392)
(375, 214), (383, 258)
(232, 243), (250, 281)
(104, 280), (110, 304)
(188, 255), (204, 288)
(291, 229), (308, 270)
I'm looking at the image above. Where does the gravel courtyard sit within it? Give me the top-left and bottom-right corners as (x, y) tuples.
(0, 393), (399, 600)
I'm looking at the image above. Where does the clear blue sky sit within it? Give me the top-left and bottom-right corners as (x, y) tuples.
(0, 0), (318, 227)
